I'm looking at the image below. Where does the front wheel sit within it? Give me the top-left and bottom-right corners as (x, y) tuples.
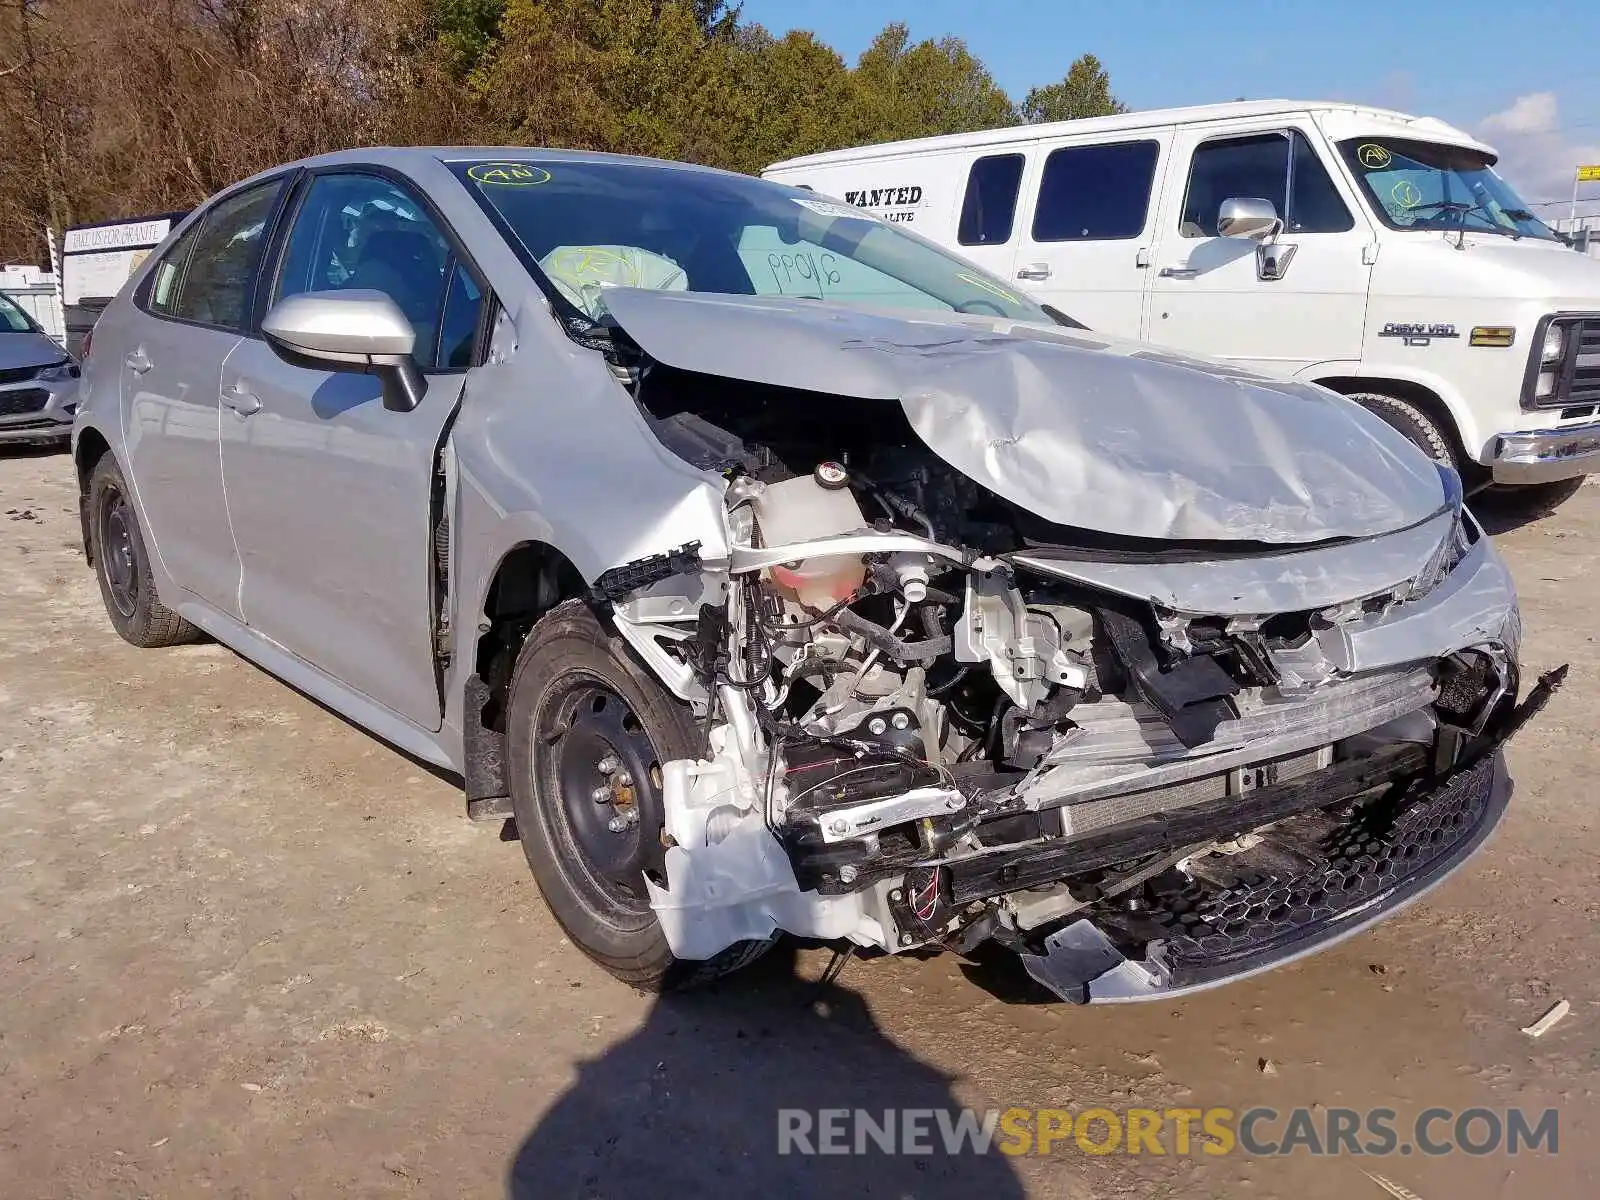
(506, 598), (771, 989)
(1347, 390), (1460, 474)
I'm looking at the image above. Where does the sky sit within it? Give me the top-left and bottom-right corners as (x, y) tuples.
(739, 0), (1600, 218)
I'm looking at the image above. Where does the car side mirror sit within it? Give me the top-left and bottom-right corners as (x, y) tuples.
(1216, 197), (1297, 282)
(261, 289), (427, 413)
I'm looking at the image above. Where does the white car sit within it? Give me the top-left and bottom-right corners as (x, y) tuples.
(767, 99), (1600, 497)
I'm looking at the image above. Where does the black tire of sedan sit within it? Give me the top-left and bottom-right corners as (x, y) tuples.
(507, 598), (772, 990)
(87, 455), (201, 648)
(1348, 391), (1460, 474)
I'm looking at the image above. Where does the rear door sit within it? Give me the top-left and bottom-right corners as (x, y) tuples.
(218, 168), (487, 730)
(1142, 123), (1374, 371)
(1010, 132), (1174, 337)
(119, 180), (285, 617)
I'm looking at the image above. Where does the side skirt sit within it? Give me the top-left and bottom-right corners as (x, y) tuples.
(174, 595), (463, 775)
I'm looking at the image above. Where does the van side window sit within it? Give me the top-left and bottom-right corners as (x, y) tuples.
(1031, 141), (1159, 242)
(1181, 131), (1353, 237)
(958, 154), (1025, 246)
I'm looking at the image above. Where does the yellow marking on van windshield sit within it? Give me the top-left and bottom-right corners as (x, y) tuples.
(1357, 143), (1392, 170)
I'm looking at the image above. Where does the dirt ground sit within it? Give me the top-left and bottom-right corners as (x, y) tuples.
(0, 445), (1595, 1200)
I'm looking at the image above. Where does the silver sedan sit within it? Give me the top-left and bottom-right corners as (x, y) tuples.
(72, 148), (1552, 1003)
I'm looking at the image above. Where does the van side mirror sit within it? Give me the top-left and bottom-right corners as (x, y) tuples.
(261, 289), (427, 413)
(1216, 197), (1297, 282)
(1217, 197), (1282, 241)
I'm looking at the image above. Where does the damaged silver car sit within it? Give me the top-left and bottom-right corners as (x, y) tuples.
(74, 149), (1560, 1002)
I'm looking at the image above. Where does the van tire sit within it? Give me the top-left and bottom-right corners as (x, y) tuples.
(506, 598), (773, 991)
(87, 455), (201, 648)
(1348, 390), (1459, 473)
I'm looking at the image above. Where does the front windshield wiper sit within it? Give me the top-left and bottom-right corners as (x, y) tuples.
(1408, 200), (1521, 240)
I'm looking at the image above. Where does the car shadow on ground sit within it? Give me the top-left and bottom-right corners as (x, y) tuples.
(0, 441), (69, 461)
(506, 943), (1027, 1198)
(1471, 480), (1588, 535)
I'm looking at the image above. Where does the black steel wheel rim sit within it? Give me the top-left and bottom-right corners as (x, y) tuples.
(100, 488), (138, 618)
(540, 678), (667, 913)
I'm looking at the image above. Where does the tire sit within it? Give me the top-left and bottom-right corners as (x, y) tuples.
(506, 598), (772, 990)
(1347, 390), (1459, 473)
(87, 455), (200, 648)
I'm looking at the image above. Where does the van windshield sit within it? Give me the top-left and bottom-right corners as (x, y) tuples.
(450, 158), (1051, 323)
(1338, 138), (1557, 241)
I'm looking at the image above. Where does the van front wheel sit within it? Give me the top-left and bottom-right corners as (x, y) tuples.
(1348, 390), (1460, 475)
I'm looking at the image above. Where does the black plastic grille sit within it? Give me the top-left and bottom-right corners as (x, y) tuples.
(1571, 319), (1600, 406)
(0, 363), (38, 386)
(1124, 757), (1501, 983)
(0, 388), (48, 417)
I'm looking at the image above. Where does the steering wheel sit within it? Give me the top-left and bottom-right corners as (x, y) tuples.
(956, 298), (1008, 317)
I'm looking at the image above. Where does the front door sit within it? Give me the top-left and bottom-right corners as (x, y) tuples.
(1143, 124), (1374, 373)
(1010, 132), (1174, 339)
(120, 180), (284, 617)
(219, 170), (485, 730)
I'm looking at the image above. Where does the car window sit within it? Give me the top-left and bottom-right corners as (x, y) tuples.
(1181, 131), (1353, 237)
(274, 173), (469, 372)
(1032, 141), (1160, 242)
(169, 182), (281, 329)
(0, 291), (36, 332)
(437, 262), (483, 371)
(146, 223), (202, 318)
(958, 154), (1025, 246)
(736, 225), (954, 312)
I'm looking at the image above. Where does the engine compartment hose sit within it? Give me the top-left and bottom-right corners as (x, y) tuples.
(833, 608), (951, 664)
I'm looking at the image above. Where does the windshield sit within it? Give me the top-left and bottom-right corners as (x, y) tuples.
(1338, 138), (1557, 241)
(0, 292), (37, 333)
(450, 158), (1050, 323)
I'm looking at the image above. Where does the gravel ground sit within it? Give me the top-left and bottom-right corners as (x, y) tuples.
(0, 446), (1595, 1199)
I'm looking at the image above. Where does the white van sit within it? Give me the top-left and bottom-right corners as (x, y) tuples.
(764, 100), (1600, 495)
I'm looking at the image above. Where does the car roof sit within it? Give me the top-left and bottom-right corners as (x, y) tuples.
(765, 100), (1491, 169)
(240, 145), (754, 184)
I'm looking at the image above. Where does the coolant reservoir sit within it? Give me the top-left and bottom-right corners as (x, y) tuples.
(752, 464), (868, 610)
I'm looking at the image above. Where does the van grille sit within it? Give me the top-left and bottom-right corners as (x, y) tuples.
(1571, 319), (1600, 406)
(0, 364), (39, 386)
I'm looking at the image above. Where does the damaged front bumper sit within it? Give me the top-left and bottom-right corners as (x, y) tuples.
(1022, 749), (1510, 1003)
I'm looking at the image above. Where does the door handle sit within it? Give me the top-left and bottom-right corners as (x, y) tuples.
(1015, 263), (1052, 281)
(125, 348), (152, 374)
(220, 384), (262, 417)
(1159, 265), (1199, 279)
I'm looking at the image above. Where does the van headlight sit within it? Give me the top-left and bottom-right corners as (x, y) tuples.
(1540, 324), (1566, 365)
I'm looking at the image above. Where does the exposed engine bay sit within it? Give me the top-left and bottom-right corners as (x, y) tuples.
(582, 320), (1559, 1004)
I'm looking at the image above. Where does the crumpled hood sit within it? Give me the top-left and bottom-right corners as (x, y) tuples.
(601, 289), (1445, 544)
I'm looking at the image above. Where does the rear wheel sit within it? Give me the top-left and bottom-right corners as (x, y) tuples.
(87, 455), (200, 648)
(506, 598), (771, 989)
